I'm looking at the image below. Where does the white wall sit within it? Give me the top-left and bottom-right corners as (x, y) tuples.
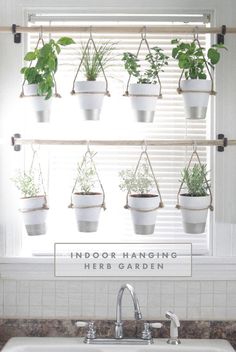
(0, 0), (235, 320)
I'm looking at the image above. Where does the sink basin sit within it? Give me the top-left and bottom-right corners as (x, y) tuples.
(2, 337), (235, 352)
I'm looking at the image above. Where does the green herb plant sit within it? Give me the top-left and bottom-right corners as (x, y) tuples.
(119, 163), (155, 194)
(81, 41), (116, 81)
(21, 37), (75, 99)
(171, 38), (227, 79)
(122, 47), (169, 84)
(180, 164), (209, 197)
(12, 170), (41, 198)
(75, 152), (97, 194)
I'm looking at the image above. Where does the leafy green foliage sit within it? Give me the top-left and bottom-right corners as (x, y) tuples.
(119, 163), (155, 194)
(180, 164), (210, 196)
(81, 41), (116, 81)
(122, 47), (169, 84)
(21, 37), (75, 99)
(12, 170), (40, 198)
(171, 38), (227, 79)
(75, 152), (97, 194)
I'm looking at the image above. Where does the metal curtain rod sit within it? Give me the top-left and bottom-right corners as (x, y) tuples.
(3, 24), (236, 34)
(12, 137), (235, 148)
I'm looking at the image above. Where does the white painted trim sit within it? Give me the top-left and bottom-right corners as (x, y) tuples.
(0, 256), (235, 280)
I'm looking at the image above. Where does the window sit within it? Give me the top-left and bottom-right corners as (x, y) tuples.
(11, 13), (212, 256)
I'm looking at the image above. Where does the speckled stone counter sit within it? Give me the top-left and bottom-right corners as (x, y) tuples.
(0, 320), (235, 350)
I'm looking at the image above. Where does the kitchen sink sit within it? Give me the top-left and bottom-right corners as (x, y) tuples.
(2, 337), (235, 352)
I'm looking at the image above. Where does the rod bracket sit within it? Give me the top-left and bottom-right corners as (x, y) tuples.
(217, 25), (226, 45)
(11, 133), (21, 151)
(217, 133), (228, 152)
(12, 24), (21, 44)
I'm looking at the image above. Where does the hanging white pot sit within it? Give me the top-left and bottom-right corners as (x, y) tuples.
(20, 195), (48, 236)
(179, 194), (210, 234)
(72, 192), (103, 232)
(180, 80), (212, 120)
(23, 83), (52, 123)
(74, 81), (106, 121)
(128, 194), (159, 235)
(129, 83), (160, 122)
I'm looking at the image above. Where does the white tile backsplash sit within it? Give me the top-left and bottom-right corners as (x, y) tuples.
(1, 279), (236, 320)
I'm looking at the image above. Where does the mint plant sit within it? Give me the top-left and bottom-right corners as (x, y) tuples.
(180, 164), (209, 196)
(12, 170), (40, 198)
(171, 38), (227, 79)
(21, 37), (75, 99)
(122, 47), (169, 84)
(119, 163), (155, 194)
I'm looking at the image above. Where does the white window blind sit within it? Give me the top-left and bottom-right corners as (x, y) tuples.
(17, 14), (211, 256)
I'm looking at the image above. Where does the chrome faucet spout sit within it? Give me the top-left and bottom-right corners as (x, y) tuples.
(115, 283), (142, 339)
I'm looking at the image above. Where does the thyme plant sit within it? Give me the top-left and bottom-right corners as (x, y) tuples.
(119, 163), (155, 194)
(80, 41), (116, 81)
(122, 46), (169, 84)
(171, 38), (227, 79)
(75, 152), (97, 194)
(21, 37), (75, 99)
(12, 170), (40, 198)
(180, 164), (209, 196)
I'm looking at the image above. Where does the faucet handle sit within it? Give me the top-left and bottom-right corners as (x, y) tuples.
(150, 322), (163, 329)
(75, 321), (96, 340)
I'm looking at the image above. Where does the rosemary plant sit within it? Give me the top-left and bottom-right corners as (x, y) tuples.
(119, 163), (154, 194)
(180, 164), (209, 196)
(12, 170), (41, 198)
(75, 152), (97, 194)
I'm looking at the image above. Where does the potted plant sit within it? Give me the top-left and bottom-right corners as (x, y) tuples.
(20, 36), (75, 122)
(178, 164), (212, 234)
(73, 41), (116, 121)
(119, 163), (160, 235)
(71, 152), (105, 232)
(171, 38), (227, 119)
(12, 170), (48, 236)
(122, 46), (169, 122)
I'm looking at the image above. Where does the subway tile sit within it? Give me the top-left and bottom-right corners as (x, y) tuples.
(56, 281), (68, 293)
(161, 294), (174, 307)
(43, 281), (55, 293)
(42, 305), (55, 318)
(29, 306), (42, 317)
(147, 305), (161, 319)
(42, 293), (55, 306)
(29, 293), (42, 306)
(17, 293), (29, 306)
(148, 281), (161, 294)
(188, 281), (201, 294)
(4, 292), (16, 306)
(30, 281), (43, 293)
(68, 281), (82, 293)
(95, 281), (109, 294)
(227, 294), (236, 306)
(161, 281), (174, 294)
(173, 307), (187, 320)
(213, 307), (227, 320)
(17, 281), (30, 293)
(3, 305), (17, 317)
(174, 281), (187, 294)
(213, 281), (227, 293)
(226, 307), (236, 319)
(213, 294), (227, 307)
(68, 305), (82, 317)
(201, 307), (213, 319)
(201, 281), (213, 293)
(4, 280), (17, 293)
(55, 292), (69, 306)
(187, 307), (201, 320)
(56, 306), (69, 318)
(227, 281), (236, 293)
(187, 294), (200, 307)
(201, 293), (213, 307)
(95, 305), (108, 319)
(174, 294), (187, 307)
(16, 305), (29, 317)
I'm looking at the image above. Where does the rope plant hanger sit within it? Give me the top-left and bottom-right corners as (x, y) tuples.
(177, 30), (216, 96)
(124, 143), (164, 212)
(71, 29), (110, 97)
(176, 143), (214, 212)
(20, 26), (61, 98)
(68, 144), (106, 211)
(20, 146), (49, 213)
(124, 28), (163, 98)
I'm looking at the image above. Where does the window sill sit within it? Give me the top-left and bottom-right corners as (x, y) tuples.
(0, 256), (235, 280)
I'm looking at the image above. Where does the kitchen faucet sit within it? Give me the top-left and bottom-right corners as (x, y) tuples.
(115, 283), (142, 339)
(165, 310), (181, 345)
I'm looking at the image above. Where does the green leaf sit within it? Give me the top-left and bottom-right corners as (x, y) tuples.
(207, 48), (220, 65)
(57, 37), (75, 46)
(24, 51), (37, 61)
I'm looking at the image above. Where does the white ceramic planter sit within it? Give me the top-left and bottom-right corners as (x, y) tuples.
(20, 196), (48, 236)
(72, 193), (103, 232)
(74, 81), (106, 120)
(180, 80), (212, 119)
(179, 194), (210, 234)
(128, 194), (159, 235)
(129, 83), (160, 122)
(23, 83), (51, 122)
